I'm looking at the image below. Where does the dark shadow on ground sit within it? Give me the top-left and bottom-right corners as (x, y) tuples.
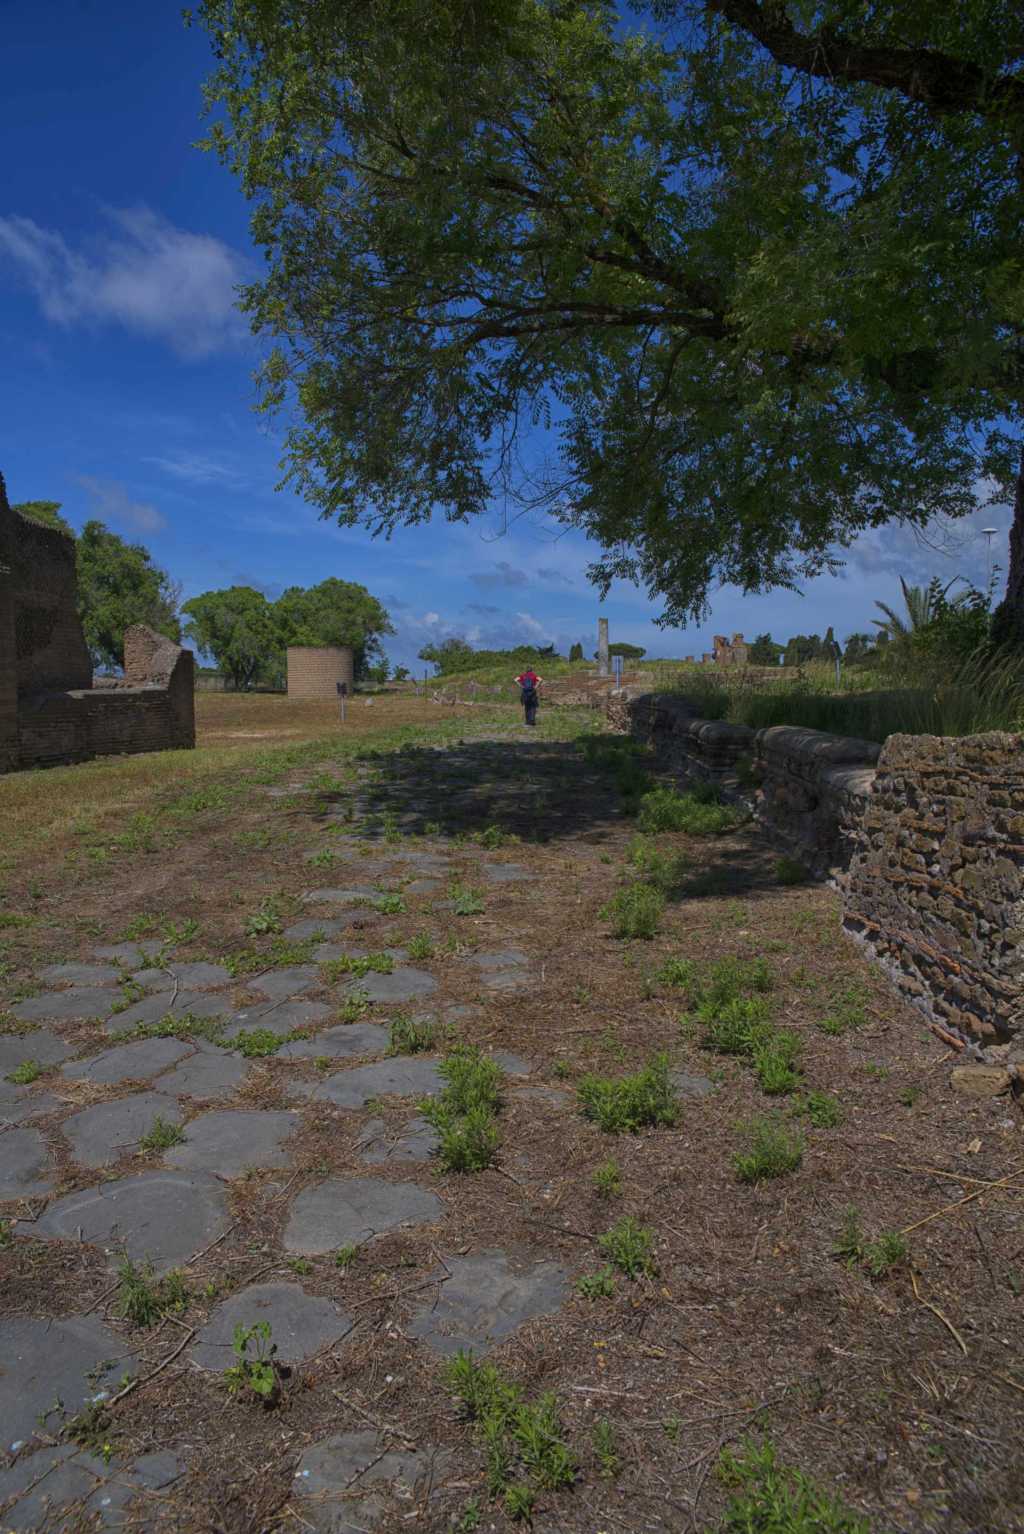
(311, 735), (629, 847)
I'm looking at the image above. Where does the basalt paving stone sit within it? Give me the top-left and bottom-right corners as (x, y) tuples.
(347, 968), (436, 1004)
(296, 1057), (443, 1108)
(249, 965), (320, 1001)
(27, 1170), (230, 1271)
(283, 1177), (442, 1254)
(293, 1429), (442, 1534)
(94, 940), (164, 962)
(63, 1037), (192, 1085)
(0, 1082), (59, 1125)
(191, 1283), (352, 1370)
(277, 1021), (388, 1061)
(284, 916), (354, 941)
(0, 1445), (184, 1532)
(303, 887), (378, 905)
(511, 1085), (570, 1109)
(38, 962), (120, 986)
(482, 862), (535, 883)
(222, 999), (331, 1040)
(154, 1045), (248, 1098)
(161, 961), (233, 988)
(407, 1249), (568, 1356)
(468, 948), (529, 973)
(670, 1070), (716, 1098)
(0, 1127), (53, 1199)
(164, 1109), (299, 1176)
(443, 1003), (485, 1024)
(357, 1116), (439, 1164)
(490, 1050), (532, 1077)
(482, 969), (530, 994)
(0, 1317), (140, 1446)
(62, 1092), (183, 1169)
(106, 989), (230, 1031)
(0, 1029), (73, 1072)
(10, 988), (115, 1024)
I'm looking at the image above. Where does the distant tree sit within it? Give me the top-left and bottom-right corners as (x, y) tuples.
(568, 641), (584, 663)
(748, 633), (783, 666)
(12, 500), (75, 537)
(76, 521), (181, 671)
(872, 576), (968, 643)
(782, 634), (823, 667)
(182, 586), (280, 690)
(843, 633), (875, 666)
(608, 642), (646, 660)
(275, 578), (394, 681)
(418, 637), (476, 675)
(392, 664), (411, 683)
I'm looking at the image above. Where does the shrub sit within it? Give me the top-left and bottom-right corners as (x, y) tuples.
(578, 1054), (678, 1134)
(718, 1438), (870, 1534)
(637, 786), (745, 836)
(601, 882), (664, 939)
(775, 857), (808, 886)
(734, 1116), (804, 1183)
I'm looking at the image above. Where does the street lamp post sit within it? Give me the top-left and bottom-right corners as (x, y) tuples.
(982, 527), (998, 587)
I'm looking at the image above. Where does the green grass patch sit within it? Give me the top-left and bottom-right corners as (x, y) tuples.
(443, 1352), (576, 1504)
(601, 882), (664, 939)
(139, 1115), (186, 1152)
(794, 1089), (842, 1127)
(598, 1216), (656, 1278)
(223, 936), (318, 978)
(718, 1437), (870, 1533)
(636, 784), (746, 836)
(447, 881), (485, 916)
(576, 1267), (617, 1300)
(5, 1059), (45, 1084)
(734, 1116), (804, 1183)
(320, 952), (393, 982)
(387, 1011), (439, 1055)
(407, 933), (435, 961)
(578, 1054), (678, 1134)
(114, 1254), (189, 1328)
(232, 1028), (285, 1058)
(421, 1047), (504, 1172)
(775, 856), (808, 886)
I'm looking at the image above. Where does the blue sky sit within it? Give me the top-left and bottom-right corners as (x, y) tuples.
(1, 2), (1013, 673)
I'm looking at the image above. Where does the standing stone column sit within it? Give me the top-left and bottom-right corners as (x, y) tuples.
(597, 617), (609, 678)
(0, 473), (20, 773)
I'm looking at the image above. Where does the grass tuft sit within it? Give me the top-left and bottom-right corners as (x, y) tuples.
(578, 1054), (678, 1134)
(598, 1216), (656, 1278)
(734, 1116), (804, 1183)
(718, 1437), (870, 1533)
(601, 882), (665, 940)
(421, 1047), (503, 1172)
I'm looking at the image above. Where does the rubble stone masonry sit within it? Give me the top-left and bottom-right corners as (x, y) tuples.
(620, 692), (1023, 1044)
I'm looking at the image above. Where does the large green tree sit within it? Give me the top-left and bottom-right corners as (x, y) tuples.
(76, 521), (181, 671)
(274, 577), (394, 679)
(194, 0), (1023, 632)
(182, 586), (282, 690)
(12, 500), (75, 538)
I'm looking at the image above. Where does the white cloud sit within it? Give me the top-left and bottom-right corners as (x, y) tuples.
(75, 475), (166, 535)
(0, 206), (250, 359)
(144, 453), (245, 487)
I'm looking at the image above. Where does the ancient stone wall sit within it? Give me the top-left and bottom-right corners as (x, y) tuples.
(617, 692), (1024, 1045)
(0, 471), (195, 773)
(287, 645), (355, 700)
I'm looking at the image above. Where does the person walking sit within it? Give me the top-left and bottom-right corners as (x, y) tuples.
(514, 666), (543, 726)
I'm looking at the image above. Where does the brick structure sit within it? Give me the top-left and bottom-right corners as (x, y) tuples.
(287, 645), (355, 700)
(618, 690), (1024, 1048)
(701, 632), (750, 666)
(0, 471), (195, 773)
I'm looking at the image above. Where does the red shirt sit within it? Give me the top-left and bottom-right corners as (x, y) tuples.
(516, 671), (540, 687)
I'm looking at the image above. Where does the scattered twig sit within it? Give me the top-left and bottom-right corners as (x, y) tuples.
(996, 1371), (1024, 1397)
(185, 1219), (239, 1268)
(901, 1167), (1024, 1235)
(910, 1271), (967, 1356)
(107, 1326), (196, 1406)
(332, 1391), (417, 1447)
(347, 1272), (450, 1311)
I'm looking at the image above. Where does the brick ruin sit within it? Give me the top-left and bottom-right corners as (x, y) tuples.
(286, 645), (355, 700)
(0, 472), (195, 773)
(701, 632), (750, 666)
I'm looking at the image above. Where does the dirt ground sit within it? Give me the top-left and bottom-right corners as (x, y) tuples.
(1, 698), (1022, 1533)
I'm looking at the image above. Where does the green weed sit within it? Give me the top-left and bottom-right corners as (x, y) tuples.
(794, 1090), (841, 1127)
(578, 1054), (678, 1134)
(138, 1115), (186, 1152)
(775, 857), (808, 886)
(734, 1117), (804, 1183)
(114, 1255), (189, 1328)
(421, 1047), (504, 1172)
(321, 952), (394, 982)
(337, 991), (370, 1022)
(374, 893), (407, 915)
(718, 1437), (870, 1533)
(245, 902), (283, 937)
(6, 1058), (44, 1084)
(407, 933), (435, 961)
(576, 1268), (617, 1301)
(387, 1011), (439, 1055)
(443, 1353), (575, 1502)
(232, 1029), (284, 1058)
(448, 881), (485, 916)
(657, 955), (698, 989)
(593, 1418), (619, 1478)
(637, 785), (745, 836)
(334, 1245), (357, 1269)
(832, 1209), (908, 1278)
(598, 1216), (656, 1278)
(224, 1321), (280, 1403)
(601, 882), (665, 939)
(592, 1159), (623, 1198)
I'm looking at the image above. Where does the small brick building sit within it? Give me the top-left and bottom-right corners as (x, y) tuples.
(287, 645), (355, 700)
(702, 633), (750, 666)
(0, 471), (195, 773)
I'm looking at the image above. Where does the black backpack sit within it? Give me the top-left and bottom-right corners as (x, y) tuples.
(520, 678), (538, 705)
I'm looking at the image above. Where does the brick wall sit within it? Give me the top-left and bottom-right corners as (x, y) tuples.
(5, 492), (91, 695)
(287, 646), (354, 700)
(617, 692), (1023, 1045)
(0, 474), (17, 772)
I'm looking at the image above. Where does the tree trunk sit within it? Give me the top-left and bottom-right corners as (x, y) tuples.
(991, 444), (1024, 649)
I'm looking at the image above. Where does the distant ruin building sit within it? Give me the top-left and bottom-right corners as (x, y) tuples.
(0, 472), (195, 773)
(701, 633), (750, 666)
(287, 645), (354, 700)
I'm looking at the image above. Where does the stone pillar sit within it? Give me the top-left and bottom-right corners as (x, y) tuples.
(0, 473), (19, 773)
(597, 617), (609, 677)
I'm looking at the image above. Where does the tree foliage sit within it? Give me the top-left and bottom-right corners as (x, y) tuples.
(275, 577), (394, 679)
(181, 586), (280, 691)
(76, 521), (181, 671)
(419, 638), (558, 675)
(194, 0), (1024, 627)
(568, 641), (585, 663)
(747, 633), (782, 666)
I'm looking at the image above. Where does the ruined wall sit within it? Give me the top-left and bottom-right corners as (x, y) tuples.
(844, 733), (1024, 1043)
(618, 692), (1023, 1044)
(287, 645), (354, 700)
(0, 469), (195, 774)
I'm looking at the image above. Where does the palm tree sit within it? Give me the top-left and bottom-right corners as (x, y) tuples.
(872, 576), (968, 643)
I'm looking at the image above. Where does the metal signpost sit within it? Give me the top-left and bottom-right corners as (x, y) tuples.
(336, 680), (347, 723)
